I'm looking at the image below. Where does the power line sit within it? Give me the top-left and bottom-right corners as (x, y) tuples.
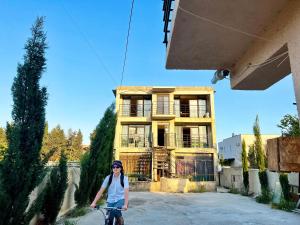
(120, 0), (135, 86)
(60, 2), (117, 85)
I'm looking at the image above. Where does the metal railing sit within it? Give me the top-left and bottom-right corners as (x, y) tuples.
(176, 104), (209, 118)
(120, 134), (152, 148)
(163, 0), (174, 47)
(176, 134), (210, 148)
(119, 103), (152, 117)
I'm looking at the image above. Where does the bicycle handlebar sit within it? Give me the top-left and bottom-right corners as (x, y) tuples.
(94, 205), (125, 211)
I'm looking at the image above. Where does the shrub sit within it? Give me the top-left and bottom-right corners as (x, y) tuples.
(272, 196), (296, 212)
(256, 188), (272, 204)
(65, 207), (89, 218)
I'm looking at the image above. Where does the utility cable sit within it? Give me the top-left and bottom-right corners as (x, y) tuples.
(120, 0), (135, 86)
(60, 2), (117, 85)
(178, 6), (269, 42)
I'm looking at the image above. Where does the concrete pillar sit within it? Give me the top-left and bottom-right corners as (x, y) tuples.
(289, 40), (300, 119)
(170, 150), (176, 177)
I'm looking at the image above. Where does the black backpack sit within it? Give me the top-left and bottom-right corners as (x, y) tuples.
(108, 172), (124, 188)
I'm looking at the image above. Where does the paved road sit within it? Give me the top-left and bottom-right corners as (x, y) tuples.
(76, 192), (300, 225)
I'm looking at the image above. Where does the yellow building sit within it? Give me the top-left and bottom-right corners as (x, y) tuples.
(113, 86), (218, 182)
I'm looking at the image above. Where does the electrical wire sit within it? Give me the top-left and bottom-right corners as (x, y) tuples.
(178, 6), (269, 42)
(120, 0), (135, 86)
(60, 2), (117, 85)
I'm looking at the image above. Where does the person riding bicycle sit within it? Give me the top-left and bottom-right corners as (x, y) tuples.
(90, 160), (129, 225)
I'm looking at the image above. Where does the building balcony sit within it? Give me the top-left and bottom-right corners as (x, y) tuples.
(120, 134), (152, 148)
(176, 134), (211, 149)
(119, 103), (152, 117)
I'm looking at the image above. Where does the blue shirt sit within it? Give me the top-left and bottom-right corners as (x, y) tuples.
(101, 174), (129, 203)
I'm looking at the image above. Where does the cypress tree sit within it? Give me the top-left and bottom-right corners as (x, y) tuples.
(40, 152), (68, 224)
(241, 139), (249, 191)
(75, 103), (116, 206)
(0, 17), (48, 225)
(253, 115), (265, 171)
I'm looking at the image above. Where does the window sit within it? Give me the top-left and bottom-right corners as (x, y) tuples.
(176, 126), (209, 148)
(157, 95), (169, 114)
(121, 125), (151, 147)
(176, 154), (214, 181)
(121, 96), (151, 117)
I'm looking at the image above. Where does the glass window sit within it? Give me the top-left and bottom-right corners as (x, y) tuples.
(198, 99), (207, 117)
(189, 100), (198, 117)
(157, 95), (169, 114)
(122, 99), (130, 116)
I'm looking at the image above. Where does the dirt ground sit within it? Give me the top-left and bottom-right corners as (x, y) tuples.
(75, 192), (300, 225)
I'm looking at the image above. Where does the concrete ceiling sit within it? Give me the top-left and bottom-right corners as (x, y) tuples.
(166, 0), (289, 70)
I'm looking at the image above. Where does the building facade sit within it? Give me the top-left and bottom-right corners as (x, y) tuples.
(113, 86), (217, 182)
(218, 134), (279, 167)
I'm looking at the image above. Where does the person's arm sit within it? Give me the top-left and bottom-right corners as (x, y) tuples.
(123, 188), (129, 210)
(123, 176), (129, 210)
(90, 186), (106, 208)
(90, 176), (109, 208)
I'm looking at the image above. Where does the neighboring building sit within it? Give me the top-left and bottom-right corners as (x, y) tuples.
(113, 86), (217, 182)
(218, 134), (279, 167)
(162, 0), (300, 120)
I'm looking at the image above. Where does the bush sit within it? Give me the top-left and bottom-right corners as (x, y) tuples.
(272, 196), (296, 212)
(229, 187), (239, 194)
(256, 188), (272, 204)
(65, 207), (89, 218)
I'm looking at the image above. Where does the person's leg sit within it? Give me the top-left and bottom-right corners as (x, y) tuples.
(114, 199), (125, 225)
(107, 202), (116, 225)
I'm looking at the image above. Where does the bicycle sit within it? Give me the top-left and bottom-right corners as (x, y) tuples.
(94, 205), (125, 225)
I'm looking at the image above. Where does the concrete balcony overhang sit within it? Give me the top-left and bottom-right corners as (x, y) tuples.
(166, 0), (291, 90)
(152, 86), (175, 93)
(152, 114), (176, 120)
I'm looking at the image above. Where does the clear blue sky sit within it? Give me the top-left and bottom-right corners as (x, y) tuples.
(0, 1), (297, 144)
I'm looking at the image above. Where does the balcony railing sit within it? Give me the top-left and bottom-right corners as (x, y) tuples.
(176, 134), (210, 148)
(176, 104), (209, 118)
(119, 103), (152, 117)
(121, 134), (152, 148)
(163, 0), (174, 47)
(153, 133), (176, 148)
(119, 102), (210, 118)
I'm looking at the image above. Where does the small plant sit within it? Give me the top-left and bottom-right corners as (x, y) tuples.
(256, 188), (272, 204)
(198, 184), (206, 193)
(229, 187), (239, 194)
(272, 196), (296, 212)
(65, 207), (89, 218)
(64, 220), (78, 225)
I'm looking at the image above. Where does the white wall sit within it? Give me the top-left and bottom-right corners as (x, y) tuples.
(218, 134), (279, 167)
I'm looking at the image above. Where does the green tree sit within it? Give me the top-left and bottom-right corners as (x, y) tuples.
(253, 115), (265, 171)
(247, 144), (257, 168)
(241, 139), (249, 191)
(75, 103), (116, 206)
(277, 114), (300, 137)
(0, 17), (48, 225)
(48, 125), (66, 161)
(66, 129), (83, 161)
(40, 152), (68, 224)
(0, 127), (8, 160)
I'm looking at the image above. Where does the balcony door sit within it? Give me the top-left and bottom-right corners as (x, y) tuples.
(157, 95), (169, 114)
